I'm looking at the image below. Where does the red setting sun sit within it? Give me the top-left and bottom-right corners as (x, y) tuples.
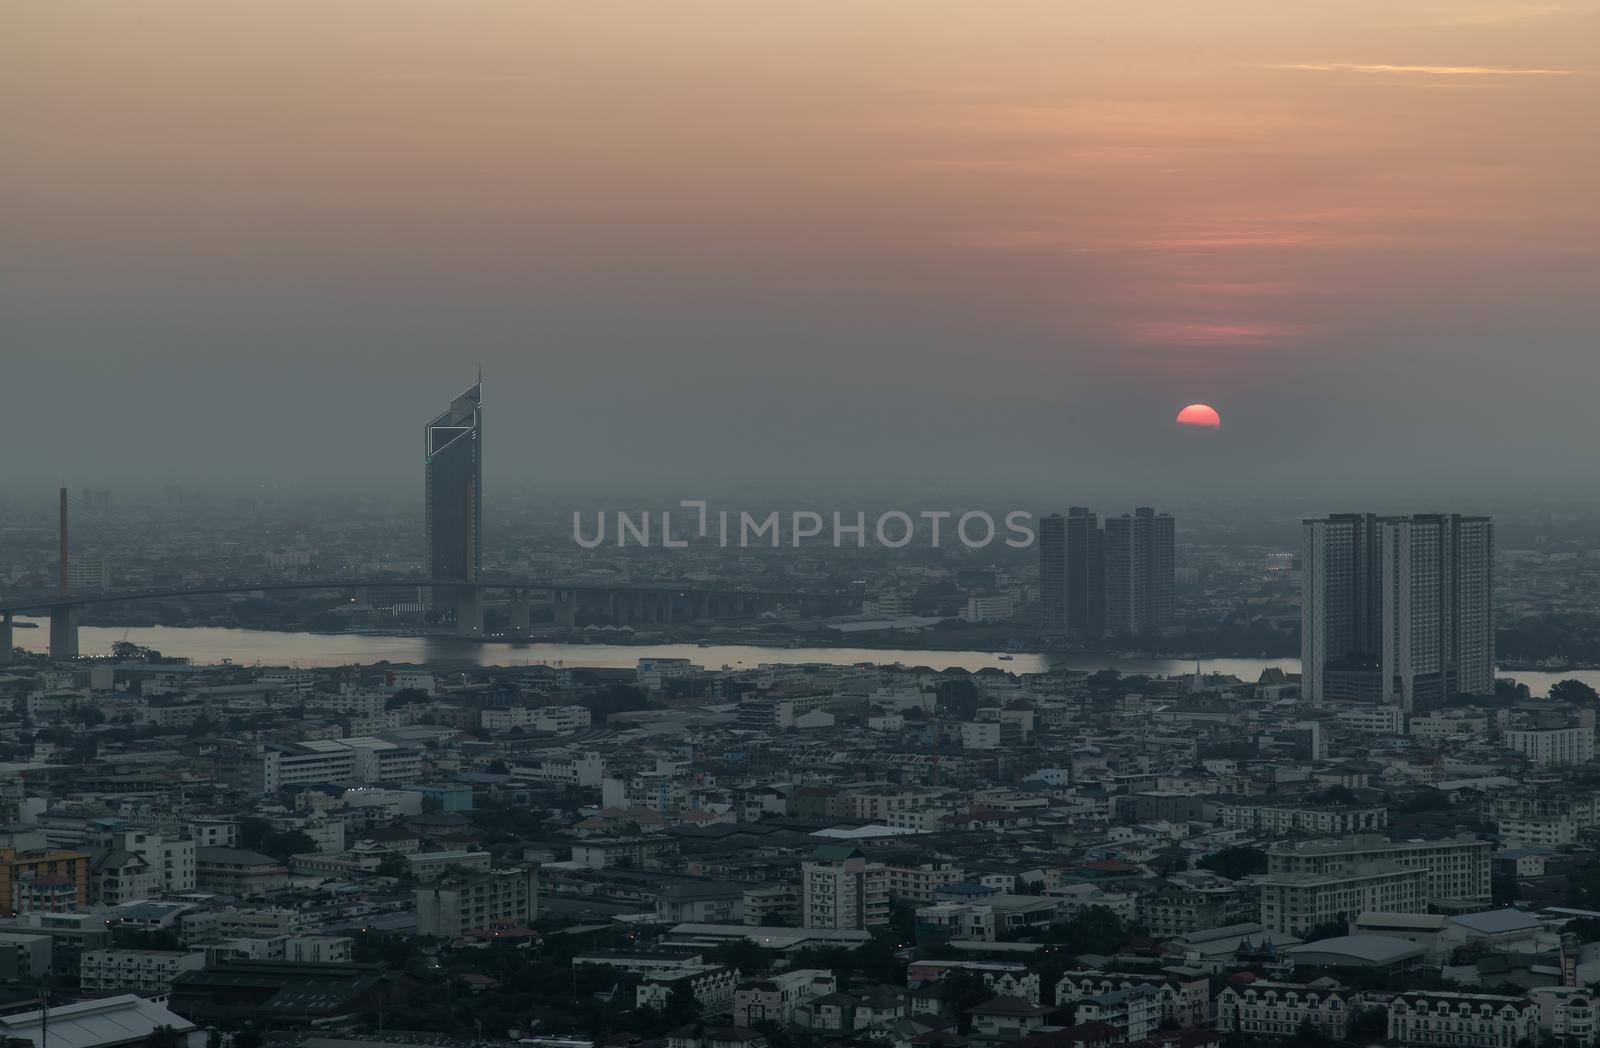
(1176, 404), (1222, 429)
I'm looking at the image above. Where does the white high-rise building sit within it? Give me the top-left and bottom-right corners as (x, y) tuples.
(1302, 513), (1493, 712)
(1504, 726), (1595, 767)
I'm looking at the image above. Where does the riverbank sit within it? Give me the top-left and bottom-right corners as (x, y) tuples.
(71, 615), (1294, 662)
(14, 618), (1600, 696)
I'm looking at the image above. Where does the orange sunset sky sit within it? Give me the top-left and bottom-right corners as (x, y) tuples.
(4, 1), (1597, 493)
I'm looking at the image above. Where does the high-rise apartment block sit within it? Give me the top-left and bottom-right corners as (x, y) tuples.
(1104, 508), (1175, 635)
(1039, 506), (1171, 638)
(801, 846), (889, 930)
(1038, 514), (1066, 633)
(1064, 508), (1106, 638)
(1302, 513), (1493, 711)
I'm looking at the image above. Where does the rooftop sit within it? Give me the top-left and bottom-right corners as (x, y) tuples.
(1287, 935), (1427, 966)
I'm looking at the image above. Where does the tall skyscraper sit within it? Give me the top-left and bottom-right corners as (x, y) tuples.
(1064, 507), (1106, 639)
(425, 382), (483, 583)
(1301, 513), (1493, 711)
(1301, 513), (1382, 703)
(1039, 508), (1107, 639)
(1104, 507), (1175, 635)
(1038, 514), (1066, 633)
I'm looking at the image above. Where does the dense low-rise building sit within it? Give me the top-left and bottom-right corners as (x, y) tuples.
(0, 847), (89, 915)
(637, 964), (741, 1015)
(733, 969), (838, 1027)
(1214, 981), (1354, 1040)
(1056, 970), (1211, 1028)
(1265, 834), (1491, 907)
(194, 848), (289, 896)
(1387, 991), (1540, 1048)
(415, 867), (539, 937)
(80, 948), (205, 992)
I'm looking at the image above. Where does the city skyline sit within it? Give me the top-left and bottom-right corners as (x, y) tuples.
(6, 8), (1600, 1048)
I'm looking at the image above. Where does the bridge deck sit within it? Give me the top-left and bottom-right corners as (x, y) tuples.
(0, 579), (850, 616)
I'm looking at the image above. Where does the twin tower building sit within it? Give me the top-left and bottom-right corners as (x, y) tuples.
(1038, 507), (1176, 639)
(1302, 513), (1495, 713)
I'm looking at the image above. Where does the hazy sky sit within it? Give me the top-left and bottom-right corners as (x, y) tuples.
(5, 1), (1597, 497)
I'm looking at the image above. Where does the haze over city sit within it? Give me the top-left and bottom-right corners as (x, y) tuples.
(11, 8), (1600, 1048)
(6, 1), (1598, 496)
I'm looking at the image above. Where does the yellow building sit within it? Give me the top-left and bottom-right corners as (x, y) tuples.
(0, 847), (90, 914)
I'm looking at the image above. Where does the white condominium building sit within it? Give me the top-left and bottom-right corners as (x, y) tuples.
(1258, 862), (1428, 936)
(1503, 726), (1595, 767)
(1267, 834), (1491, 905)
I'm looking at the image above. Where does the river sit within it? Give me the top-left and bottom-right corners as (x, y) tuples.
(11, 618), (1598, 696)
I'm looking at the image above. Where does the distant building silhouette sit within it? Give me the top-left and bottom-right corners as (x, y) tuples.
(1038, 514), (1066, 633)
(424, 382), (483, 583)
(1104, 507), (1174, 635)
(1041, 506), (1168, 638)
(1063, 507), (1106, 640)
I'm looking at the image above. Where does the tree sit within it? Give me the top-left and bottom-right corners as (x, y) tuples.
(1352, 1006), (1388, 1040)
(1292, 1018), (1331, 1048)
(1493, 873), (1522, 907)
(142, 1026), (181, 1048)
(1563, 917), (1600, 943)
(1151, 851), (1189, 877)
(239, 817), (272, 849)
(1552, 679), (1600, 706)
(660, 985), (699, 1029)
(938, 967), (992, 1032)
(239, 819), (318, 861)
(937, 679), (982, 720)
(387, 687), (430, 709)
(115, 928), (183, 951)
(1197, 846), (1267, 881)
(1495, 678), (1532, 704)
(712, 938), (771, 974)
(376, 852), (411, 880)
(487, 759), (510, 775)
(1030, 908), (1132, 960)
(1047, 906), (1132, 955)
(1572, 860), (1600, 910)
(71, 706), (105, 728)
(579, 684), (658, 725)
